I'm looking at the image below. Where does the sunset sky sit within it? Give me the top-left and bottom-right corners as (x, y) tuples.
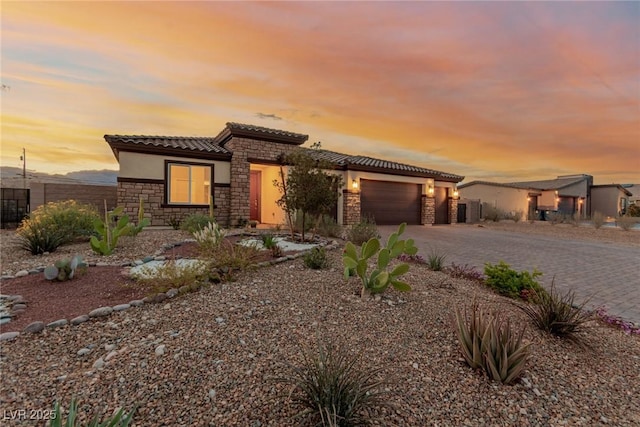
(1, 1), (639, 184)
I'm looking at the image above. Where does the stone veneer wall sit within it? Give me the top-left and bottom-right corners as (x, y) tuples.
(449, 198), (458, 224)
(118, 181), (230, 226)
(343, 190), (361, 225)
(421, 196), (435, 225)
(224, 137), (298, 226)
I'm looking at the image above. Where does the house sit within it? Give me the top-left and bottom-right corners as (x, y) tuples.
(591, 185), (633, 218)
(105, 122), (464, 227)
(458, 174), (594, 221)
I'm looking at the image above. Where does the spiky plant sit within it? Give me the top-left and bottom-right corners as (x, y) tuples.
(519, 281), (594, 341)
(454, 300), (530, 384)
(277, 340), (391, 426)
(49, 398), (135, 427)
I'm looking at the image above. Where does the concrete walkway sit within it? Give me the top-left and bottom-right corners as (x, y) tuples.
(379, 225), (640, 325)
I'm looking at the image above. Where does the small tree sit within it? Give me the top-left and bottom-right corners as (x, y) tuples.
(273, 143), (343, 241)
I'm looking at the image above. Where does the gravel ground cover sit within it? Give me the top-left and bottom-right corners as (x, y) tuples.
(0, 226), (639, 426)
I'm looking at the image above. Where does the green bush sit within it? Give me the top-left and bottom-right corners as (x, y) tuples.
(483, 261), (543, 299)
(482, 204), (503, 222)
(209, 240), (262, 280)
(17, 221), (66, 255)
(316, 215), (343, 238)
(34, 200), (99, 242)
(49, 398), (135, 427)
(181, 213), (215, 233)
(260, 233), (278, 250)
(303, 247), (329, 269)
(276, 340), (390, 426)
(454, 300), (530, 385)
(346, 215), (379, 246)
(519, 281), (593, 342)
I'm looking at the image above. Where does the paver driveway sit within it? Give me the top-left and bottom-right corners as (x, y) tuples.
(378, 225), (640, 325)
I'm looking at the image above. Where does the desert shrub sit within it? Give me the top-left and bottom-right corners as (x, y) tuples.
(181, 213), (215, 233)
(26, 200), (99, 243)
(260, 233), (278, 250)
(453, 300), (530, 385)
(49, 398), (135, 427)
(546, 212), (563, 225)
(482, 204), (503, 222)
(276, 339), (390, 426)
(193, 222), (225, 255)
(626, 204), (640, 217)
(316, 215), (343, 238)
(131, 259), (210, 293)
(293, 210), (315, 235)
(617, 216), (636, 231)
(303, 247), (329, 269)
(484, 261), (544, 300)
(519, 281), (593, 342)
(426, 249), (446, 271)
(592, 211), (605, 229)
(445, 263), (484, 282)
(167, 216), (182, 230)
(16, 221), (66, 255)
(510, 210), (524, 223)
(209, 240), (262, 278)
(346, 215), (379, 246)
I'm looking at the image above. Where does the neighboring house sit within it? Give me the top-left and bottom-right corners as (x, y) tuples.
(625, 184), (639, 206)
(591, 185), (632, 218)
(458, 174), (594, 221)
(105, 122), (464, 227)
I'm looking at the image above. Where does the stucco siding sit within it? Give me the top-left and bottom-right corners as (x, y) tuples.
(119, 151), (231, 184)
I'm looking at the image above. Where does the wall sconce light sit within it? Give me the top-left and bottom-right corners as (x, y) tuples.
(352, 179), (358, 190)
(428, 185), (434, 195)
(527, 197), (531, 202)
(578, 199), (583, 204)
(453, 189), (459, 198)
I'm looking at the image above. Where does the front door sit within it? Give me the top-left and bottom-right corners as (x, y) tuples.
(250, 171), (261, 222)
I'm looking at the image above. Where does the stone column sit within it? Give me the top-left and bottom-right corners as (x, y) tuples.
(342, 190), (361, 225)
(422, 195), (435, 225)
(449, 197), (459, 224)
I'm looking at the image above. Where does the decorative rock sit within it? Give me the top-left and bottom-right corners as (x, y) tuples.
(105, 344), (116, 351)
(154, 256), (166, 261)
(28, 269), (40, 275)
(153, 293), (167, 303)
(1, 275), (15, 280)
(89, 307), (113, 318)
(96, 262), (109, 267)
(142, 296), (154, 304)
(178, 285), (191, 294)
(129, 300), (144, 307)
(166, 288), (179, 298)
(0, 318), (11, 325)
(92, 357), (105, 369)
(15, 270), (29, 277)
(155, 344), (166, 356)
(0, 332), (19, 341)
(9, 295), (25, 303)
(77, 348), (92, 356)
(105, 350), (119, 361)
(142, 256), (154, 263)
(23, 321), (45, 334)
(71, 315), (89, 325)
(13, 303), (27, 310)
(112, 304), (131, 312)
(133, 260), (144, 266)
(47, 319), (68, 329)
(215, 317), (225, 324)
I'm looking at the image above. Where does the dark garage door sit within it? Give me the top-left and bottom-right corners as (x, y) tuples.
(360, 179), (421, 225)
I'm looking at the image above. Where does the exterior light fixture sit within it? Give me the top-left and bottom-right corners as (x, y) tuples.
(428, 185), (434, 195)
(527, 197), (531, 202)
(578, 199), (583, 204)
(352, 179), (358, 190)
(453, 189), (459, 198)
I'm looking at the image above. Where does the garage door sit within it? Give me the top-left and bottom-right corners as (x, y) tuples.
(360, 179), (421, 225)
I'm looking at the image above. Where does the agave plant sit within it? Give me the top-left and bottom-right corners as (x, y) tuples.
(49, 399), (135, 427)
(454, 300), (530, 384)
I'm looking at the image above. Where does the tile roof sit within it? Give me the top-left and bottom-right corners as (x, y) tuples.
(459, 175), (591, 191)
(305, 148), (464, 181)
(105, 135), (230, 159)
(213, 122), (308, 145)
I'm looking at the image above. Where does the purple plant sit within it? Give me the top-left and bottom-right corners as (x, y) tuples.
(445, 263), (485, 282)
(593, 307), (640, 335)
(397, 254), (425, 264)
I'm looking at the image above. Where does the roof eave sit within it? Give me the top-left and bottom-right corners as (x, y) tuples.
(106, 141), (232, 163)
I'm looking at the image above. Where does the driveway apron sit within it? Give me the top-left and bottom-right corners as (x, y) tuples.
(378, 225), (640, 326)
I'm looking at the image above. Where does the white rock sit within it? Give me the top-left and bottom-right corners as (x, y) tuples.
(105, 344), (116, 351)
(155, 344), (166, 356)
(15, 270), (29, 277)
(77, 348), (91, 356)
(105, 350), (118, 361)
(89, 307), (113, 318)
(0, 332), (19, 341)
(92, 357), (105, 369)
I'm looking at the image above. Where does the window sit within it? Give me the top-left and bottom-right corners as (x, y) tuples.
(166, 162), (212, 205)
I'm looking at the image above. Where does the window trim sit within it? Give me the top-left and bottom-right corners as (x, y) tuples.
(164, 160), (214, 207)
